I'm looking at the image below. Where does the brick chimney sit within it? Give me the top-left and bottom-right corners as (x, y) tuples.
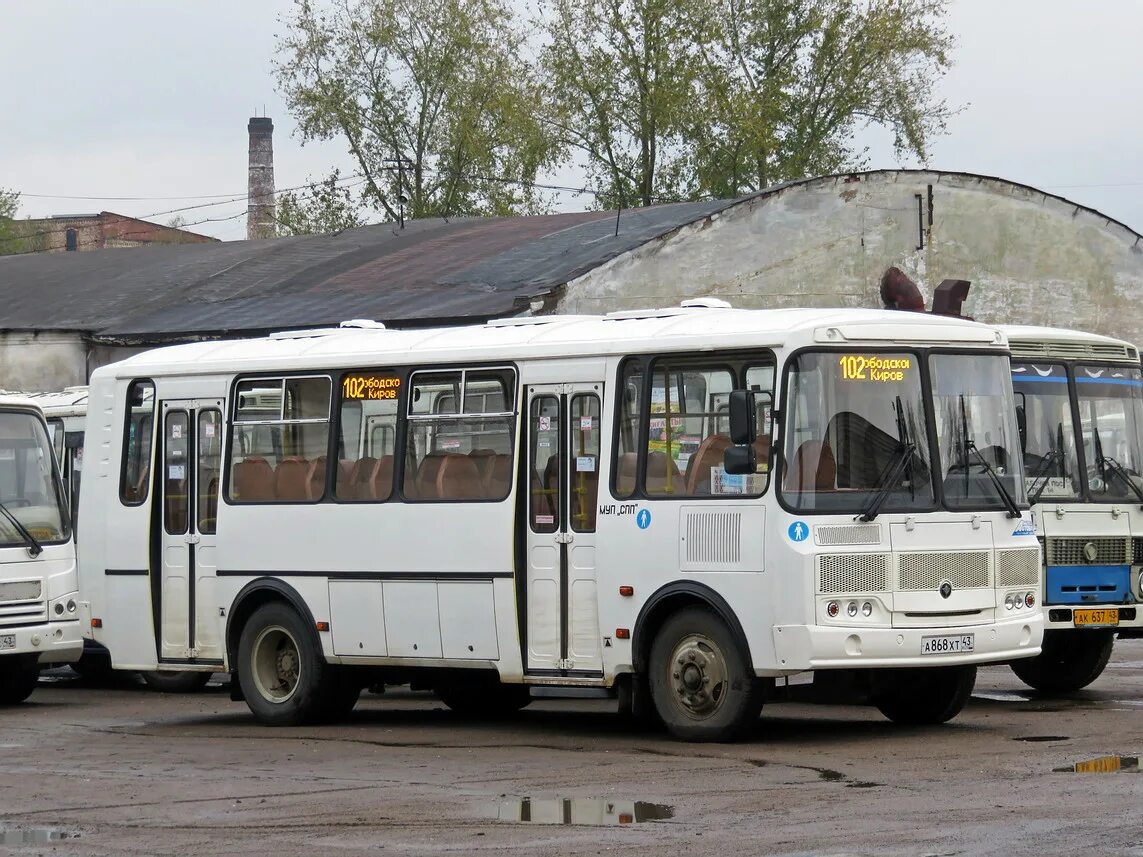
(246, 117), (275, 240)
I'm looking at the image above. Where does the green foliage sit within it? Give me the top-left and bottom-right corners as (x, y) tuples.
(275, 0), (561, 221)
(538, 0), (953, 205)
(276, 170), (366, 236)
(0, 189), (47, 255)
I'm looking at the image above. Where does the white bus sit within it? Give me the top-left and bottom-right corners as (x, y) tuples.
(1001, 325), (1143, 691)
(77, 305), (1043, 740)
(0, 394), (82, 703)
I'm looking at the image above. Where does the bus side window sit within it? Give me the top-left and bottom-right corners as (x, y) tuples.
(120, 380), (155, 506)
(334, 370), (400, 502)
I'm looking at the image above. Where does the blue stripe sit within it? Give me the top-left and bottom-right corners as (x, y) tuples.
(1075, 377), (1143, 386)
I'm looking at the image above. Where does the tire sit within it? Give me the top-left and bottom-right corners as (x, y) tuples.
(647, 607), (764, 742)
(141, 670), (213, 693)
(71, 650), (116, 682)
(437, 680), (531, 718)
(1009, 629), (1114, 693)
(237, 601), (336, 726)
(320, 667), (362, 722)
(0, 661), (39, 705)
(872, 665), (976, 725)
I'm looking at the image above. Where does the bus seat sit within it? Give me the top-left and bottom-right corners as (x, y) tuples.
(784, 440), (836, 492)
(468, 448), (497, 482)
(130, 464), (151, 502)
(645, 450), (682, 495)
(274, 457), (311, 501)
(233, 457), (275, 501)
(366, 455), (394, 501)
(345, 456), (378, 500)
(438, 454), (484, 500)
(414, 454), (449, 500)
(684, 435), (732, 494)
(616, 452), (638, 496)
(308, 456), (328, 500)
(485, 453), (513, 497)
(199, 468), (219, 530)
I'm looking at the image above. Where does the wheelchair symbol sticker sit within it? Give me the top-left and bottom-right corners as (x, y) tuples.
(636, 509), (652, 529)
(787, 521), (810, 543)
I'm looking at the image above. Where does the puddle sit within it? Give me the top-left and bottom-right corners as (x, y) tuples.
(488, 797), (674, 825)
(0, 828), (74, 844)
(1054, 755), (1139, 773)
(1015, 735), (1069, 742)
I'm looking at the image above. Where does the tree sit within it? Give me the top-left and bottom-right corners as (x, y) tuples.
(275, 0), (560, 222)
(687, 0), (954, 196)
(276, 169), (365, 235)
(539, 0), (953, 205)
(539, 0), (702, 208)
(0, 189), (46, 256)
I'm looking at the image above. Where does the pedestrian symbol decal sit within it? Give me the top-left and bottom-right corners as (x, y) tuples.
(787, 521), (810, 542)
(636, 508), (652, 529)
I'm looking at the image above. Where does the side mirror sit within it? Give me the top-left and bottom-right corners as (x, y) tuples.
(729, 390), (757, 446)
(1014, 399), (1027, 454)
(723, 444), (757, 475)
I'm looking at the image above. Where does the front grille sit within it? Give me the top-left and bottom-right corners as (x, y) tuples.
(898, 551), (990, 590)
(997, 548), (1041, 587)
(0, 579), (45, 628)
(0, 580), (42, 603)
(1046, 537), (1130, 565)
(819, 553), (889, 593)
(1134, 537), (1143, 565)
(815, 524), (881, 546)
(1008, 341), (1139, 361)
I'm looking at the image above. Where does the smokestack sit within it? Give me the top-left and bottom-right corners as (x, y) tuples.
(247, 117), (275, 240)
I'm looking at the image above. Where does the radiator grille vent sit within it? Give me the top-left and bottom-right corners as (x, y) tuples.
(0, 580), (42, 603)
(899, 551), (990, 590)
(997, 549), (1041, 587)
(819, 554), (889, 593)
(1009, 341), (1138, 362)
(815, 524), (881, 546)
(0, 578), (45, 628)
(1132, 537), (1143, 565)
(1047, 537), (1130, 565)
(684, 511), (742, 565)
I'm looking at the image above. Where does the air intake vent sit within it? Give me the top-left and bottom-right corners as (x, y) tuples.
(0, 580), (42, 603)
(819, 554), (889, 593)
(997, 549), (1041, 587)
(815, 524), (881, 546)
(1046, 537), (1130, 566)
(1008, 340), (1138, 362)
(899, 551), (990, 590)
(682, 510), (742, 566)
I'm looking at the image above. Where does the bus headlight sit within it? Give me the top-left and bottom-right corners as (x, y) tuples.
(1005, 594), (1015, 610)
(1024, 592), (1036, 609)
(861, 601), (873, 617)
(826, 601), (840, 618)
(49, 593), (80, 622)
(847, 602), (859, 618)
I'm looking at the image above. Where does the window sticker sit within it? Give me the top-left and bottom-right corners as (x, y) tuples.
(576, 456), (595, 472)
(168, 464), (186, 480)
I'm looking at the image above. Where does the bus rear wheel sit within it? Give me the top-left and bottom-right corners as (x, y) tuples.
(141, 670), (212, 693)
(0, 658), (39, 705)
(1009, 629), (1114, 693)
(872, 665), (976, 725)
(648, 607), (763, 742)
(237, 602), (335, 726)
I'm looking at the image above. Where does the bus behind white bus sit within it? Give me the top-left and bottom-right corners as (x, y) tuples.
(0, 394), (81, 703)
(1001, 325), (1143, 691)
(77, 306), (1043, 740)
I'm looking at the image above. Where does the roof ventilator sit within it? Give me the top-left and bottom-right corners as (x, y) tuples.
(340, 319), (387, 329)
(680, 298), (733, 309)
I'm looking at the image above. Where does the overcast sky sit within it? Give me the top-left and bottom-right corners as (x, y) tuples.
(1, 0), (1141, 242)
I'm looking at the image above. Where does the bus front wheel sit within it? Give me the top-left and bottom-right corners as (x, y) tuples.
(237, 602), (335, 726)
(647, 607), (763, 742)
(0, 658), (39, 705)
(1009, 629), (1114, 693)
(872, 665), (976, 725)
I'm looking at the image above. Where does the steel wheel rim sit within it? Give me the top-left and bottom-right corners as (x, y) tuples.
(251, 624), (301, 703)
(668, 632), (729, 720)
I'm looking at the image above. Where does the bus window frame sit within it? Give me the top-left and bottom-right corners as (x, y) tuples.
(119, 378), (156, 507)
(610, 351), (777, 502)
(330, 367), (405, 505)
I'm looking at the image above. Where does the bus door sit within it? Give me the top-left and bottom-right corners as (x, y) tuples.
(524, 384), (604, 675)
(157, 399), (224, 662)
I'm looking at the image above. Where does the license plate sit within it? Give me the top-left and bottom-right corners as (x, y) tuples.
(921, 634), (975, 655)
(1074, 608), (1119, 626)
(0, 634), (14, 651)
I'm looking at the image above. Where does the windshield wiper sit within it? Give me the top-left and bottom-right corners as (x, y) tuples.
(0, 499), (43, 557)
(859, 443), (916, 522)
(1096, 454), (1143, 507)
(1026, 448), (1062, 506)
(957, 395), (1022, 518)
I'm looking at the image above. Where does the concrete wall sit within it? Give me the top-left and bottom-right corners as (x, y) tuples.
(556, 171), (1143, 345)
(0, 334), (150, 393)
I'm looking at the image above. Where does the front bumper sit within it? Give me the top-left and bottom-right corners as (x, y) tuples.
(0, 620), (83, 665)
(772, 613), (1042, 671)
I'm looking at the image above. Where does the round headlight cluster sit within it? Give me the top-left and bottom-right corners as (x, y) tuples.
(826, 600), (840, 618)
(826, 600), (876, 620)
(1005, 591), (1037, 610)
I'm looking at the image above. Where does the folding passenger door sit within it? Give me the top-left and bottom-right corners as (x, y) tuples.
(157, 399), (224, 663)
(524, 384), (604, 675)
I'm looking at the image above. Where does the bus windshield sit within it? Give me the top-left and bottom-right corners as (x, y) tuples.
(0, 410), (70, 546)
(783, 351), (933, 513)
(931, 354), (1026, 511)
(1074, 364), (1143, 502)
(1011, 362), (1081, 502)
